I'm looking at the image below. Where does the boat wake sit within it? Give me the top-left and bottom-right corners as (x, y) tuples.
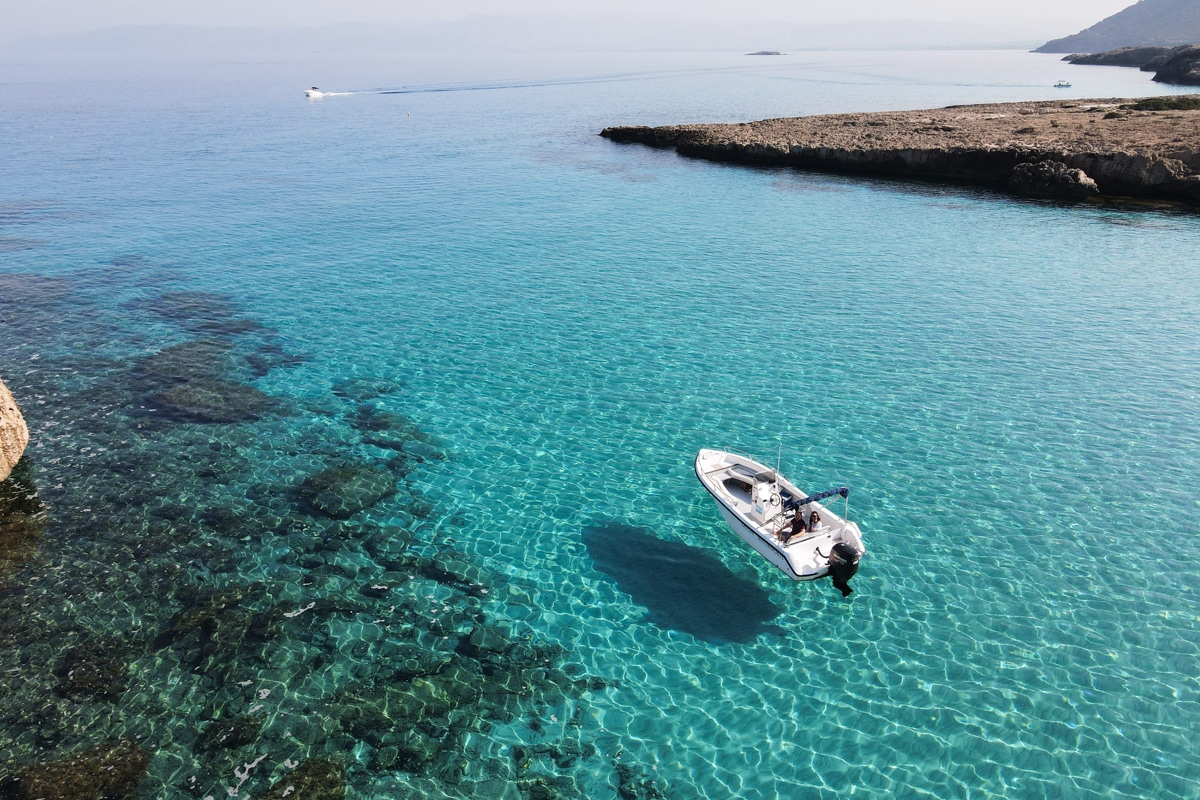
(373, 73), (656, 95)
(303, 64), (759, 100)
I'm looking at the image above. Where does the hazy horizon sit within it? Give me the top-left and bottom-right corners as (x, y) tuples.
(3, 16), (1071, 55)
(3, 0), (1132, 43)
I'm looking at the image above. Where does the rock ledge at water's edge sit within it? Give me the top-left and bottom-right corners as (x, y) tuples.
(0, 378), (29, 482)
(601, 97), (1200, 204)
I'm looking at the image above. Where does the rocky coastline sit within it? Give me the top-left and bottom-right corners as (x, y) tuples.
(601, 96), (1200, 204)
(1065, 46), (1200, 86)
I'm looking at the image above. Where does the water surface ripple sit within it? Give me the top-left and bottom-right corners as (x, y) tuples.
(0, 50), (1198, 800)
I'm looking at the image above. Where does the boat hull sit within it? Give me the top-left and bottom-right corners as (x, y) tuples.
(694, 448), (865, 583)
(714, 499), (811, 580)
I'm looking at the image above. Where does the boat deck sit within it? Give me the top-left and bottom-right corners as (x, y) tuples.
(702, 462), (837, 548)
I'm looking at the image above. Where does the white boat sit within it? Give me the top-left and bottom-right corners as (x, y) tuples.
(304, 87), (325, 98)
(1054, 81), (1072, 89)
(694, 448), (865, 595)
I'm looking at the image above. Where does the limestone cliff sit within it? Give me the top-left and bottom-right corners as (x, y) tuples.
(0, 377), (30, 482)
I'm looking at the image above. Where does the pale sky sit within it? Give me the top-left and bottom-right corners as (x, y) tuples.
(5, 0), (1134, 39)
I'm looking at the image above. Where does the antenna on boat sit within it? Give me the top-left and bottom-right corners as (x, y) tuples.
(775, 441), (782, 489)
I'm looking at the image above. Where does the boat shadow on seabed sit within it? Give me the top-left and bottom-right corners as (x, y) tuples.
(582, 520), (786, 645)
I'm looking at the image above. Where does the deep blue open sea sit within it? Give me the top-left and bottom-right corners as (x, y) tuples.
(1, 49), (1199, 799)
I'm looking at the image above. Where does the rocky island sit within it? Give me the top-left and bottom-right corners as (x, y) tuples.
(602, 96), (1200, 203)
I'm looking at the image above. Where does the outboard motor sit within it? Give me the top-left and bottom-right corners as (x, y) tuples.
(828, 541), (862, 597)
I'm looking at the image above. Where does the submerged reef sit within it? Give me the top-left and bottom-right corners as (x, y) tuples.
(152, 378), (276, 424)
(257, 758), (344, 799)
(297, 462), (398, 519)
(134, 339), (278, 423)
(146, 290), (264, 337)
(8, 738), (149, 800)
(0, 461), (45, 586)
(0, 269), (669, 800)
(55, 637), (131, 702)
(602, 96), (1200, 204)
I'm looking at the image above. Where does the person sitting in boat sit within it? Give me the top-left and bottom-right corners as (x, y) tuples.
(778, 508), (805, 544)
(808, 509), (821, 532)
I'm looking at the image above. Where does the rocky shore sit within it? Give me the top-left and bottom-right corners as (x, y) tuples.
(1065, 46), (1200, 86)
(601, 96), (1200, 204)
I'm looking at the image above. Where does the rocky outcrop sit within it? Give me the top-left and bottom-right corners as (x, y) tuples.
(601, 97), (1200, 204)
(1065, 45), (1200, 86)
(1009, 160), (1100, 197)
(1066, 45), (1184, 68)
(0, 377), (29, 482)
(1152, 46), (1200, 85)
(1037, 0), (1200, 53)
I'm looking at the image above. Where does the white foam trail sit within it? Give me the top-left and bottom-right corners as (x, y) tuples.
(305, 63), (766, 100)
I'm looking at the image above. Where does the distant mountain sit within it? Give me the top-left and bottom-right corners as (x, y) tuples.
(1036, 0), (1200, 53)
(4, 16), (1045, 55)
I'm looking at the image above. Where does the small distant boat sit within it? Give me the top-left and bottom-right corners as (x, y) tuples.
(304, 87), (324, 98)
(1054, 80), (1072, 89)
(695, 449), (865, 596)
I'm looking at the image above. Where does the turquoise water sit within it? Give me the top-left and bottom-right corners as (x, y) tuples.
(1, 49), (1199, 799)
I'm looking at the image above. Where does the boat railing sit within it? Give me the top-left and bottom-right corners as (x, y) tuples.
(702, 449), (775, 481)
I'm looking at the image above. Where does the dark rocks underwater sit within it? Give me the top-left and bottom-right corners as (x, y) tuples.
(0, 265), (675, 800)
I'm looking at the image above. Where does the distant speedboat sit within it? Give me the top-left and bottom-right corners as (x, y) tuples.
(695, 449), (865, 596)
(304, 87), (324, 98)
(1054, 81), (1072, 88)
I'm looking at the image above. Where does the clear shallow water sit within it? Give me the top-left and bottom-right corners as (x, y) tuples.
(1, 50), (1199, 799)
